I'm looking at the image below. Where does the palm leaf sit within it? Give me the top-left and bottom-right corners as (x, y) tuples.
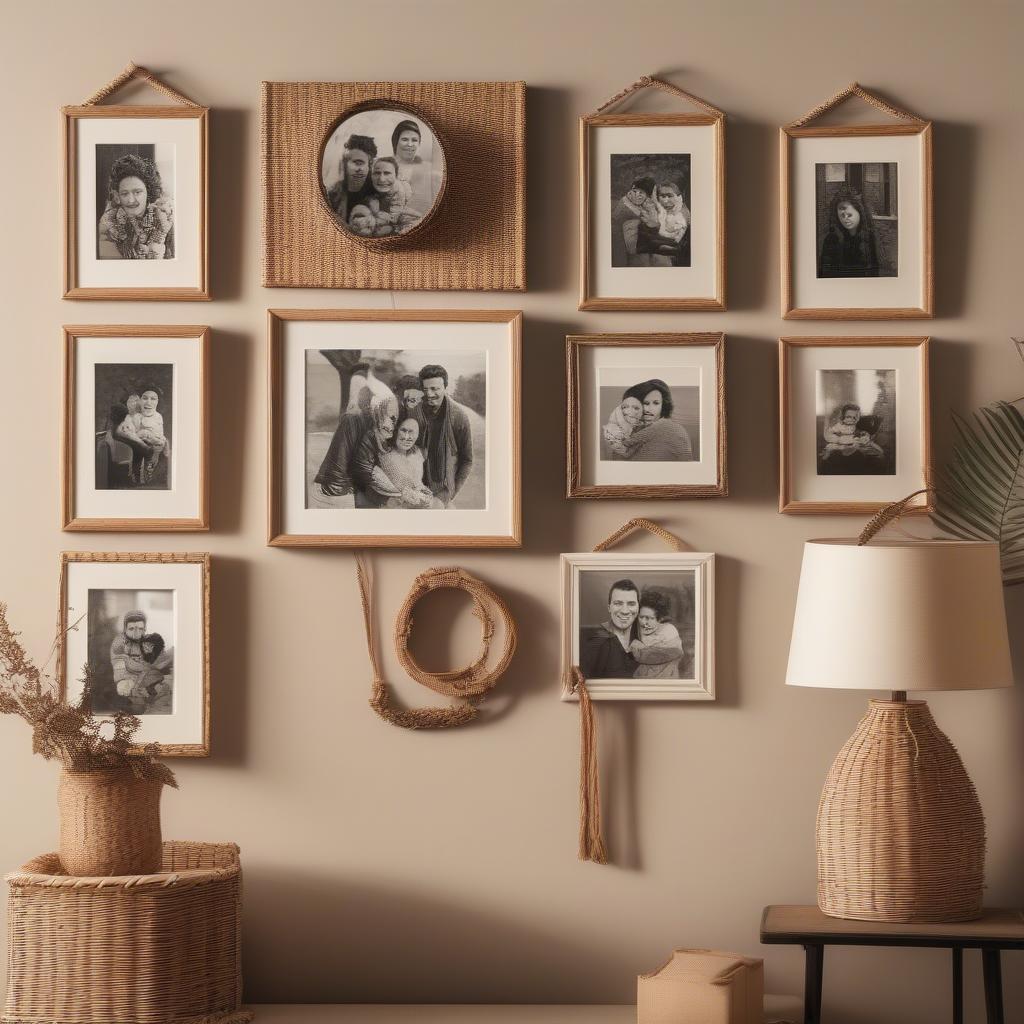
(933, 399), (1024, 585)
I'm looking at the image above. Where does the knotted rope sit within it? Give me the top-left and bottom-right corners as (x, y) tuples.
(589, 75), (724, 119)
(82, 62), (200, 107)
(356, 554), (517, 729)
(787, 82), (925, 128)
(566, 519), (689, 863)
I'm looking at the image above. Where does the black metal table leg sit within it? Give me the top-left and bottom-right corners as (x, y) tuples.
(951, 947), (963, 1024)
(804, 943), (824, 1024)
(982, 948), (1004, 1024)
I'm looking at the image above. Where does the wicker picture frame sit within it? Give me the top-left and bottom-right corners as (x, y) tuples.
(779, 336), (932, 514)
(261, 80), (525, 290)
(566, 332), (727, 499)
(62, 324), (211, 532)
(58, 551), (211, 757)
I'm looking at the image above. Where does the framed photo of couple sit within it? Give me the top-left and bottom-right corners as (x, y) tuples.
(62, 102), (209, 300)
(779, 336), (931, 514)
(579, 110), (725, 311)
(566, 333), (726, 499)
(268, 308), (522, 548)
(62, 325), (210, 531)
(59, 551), (211, 757)
(780, 87), (933, 319)
(560, 551), (716, 701)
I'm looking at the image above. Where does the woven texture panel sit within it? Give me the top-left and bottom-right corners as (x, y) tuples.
(261, 81), (525, 290)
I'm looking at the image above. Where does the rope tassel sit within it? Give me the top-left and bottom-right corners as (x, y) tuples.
(570, 667), (608, 864)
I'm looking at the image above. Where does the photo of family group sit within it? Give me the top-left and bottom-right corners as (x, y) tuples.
(598, 370), (699, 463)
(577, 569), (696, 682)
(815, 162), (898, 278)
(94, 363), (173, 491)
(816, 368), (897, 476)
(95, 143), (175, 261)
(86, 588), (174, 717)
(320, 107), (445, 239)
(609, 152), (691, 268)
(305, 348), (486, 510)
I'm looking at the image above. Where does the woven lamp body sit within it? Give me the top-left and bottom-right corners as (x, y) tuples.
(816, 700), (985, 923)
(58, 769), (162, 876)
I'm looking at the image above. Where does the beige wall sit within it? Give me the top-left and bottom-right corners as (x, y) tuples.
(2, 2), (1023, 1020)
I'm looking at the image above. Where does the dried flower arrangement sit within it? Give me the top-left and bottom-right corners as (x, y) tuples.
(0, 604), (176, 788)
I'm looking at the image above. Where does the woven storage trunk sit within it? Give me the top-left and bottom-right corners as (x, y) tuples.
(4, 841), (253, 1024)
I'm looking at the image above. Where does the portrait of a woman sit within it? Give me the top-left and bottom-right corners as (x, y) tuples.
(96, 151), (175, 260)
(817, 188), (884, 278)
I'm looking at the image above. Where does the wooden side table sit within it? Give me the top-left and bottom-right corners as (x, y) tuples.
(760, 904), (1024, 1024)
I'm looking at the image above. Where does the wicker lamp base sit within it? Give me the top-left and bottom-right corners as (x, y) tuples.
(816, 699), (985, 924)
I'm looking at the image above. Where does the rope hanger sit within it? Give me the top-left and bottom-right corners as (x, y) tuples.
(588, 74), (725, 119)
(787, 81), (925, 129)
(82, 62), (200, 107)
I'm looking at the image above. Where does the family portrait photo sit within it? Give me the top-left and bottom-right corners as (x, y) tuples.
(598, 370), (699, 463)
(609, 153), (691, 268)
(320, 106), (445, 239)
(95, 143), (175, 261)
(93, 363), (173, 491)
(86, 588), (174, 717)
(305, 348), (486, 511)
(577, 569), (697, 682)
(815, 162), (898, 279)
(816, 368), (897, 476)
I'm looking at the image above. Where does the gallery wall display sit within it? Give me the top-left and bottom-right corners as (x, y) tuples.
(579, 77), (726, 311)
(261, 81), (525, 291)
(778, 336), (931, 514)
(268, 308), (522, 548)
(780, 83), (933, 320)
(560, 550), (716, 701)
(59, 551), (211, 757)
(566, 332), (727, 498)
(62, 65), (209, 301)
(62, 325), (210, 532)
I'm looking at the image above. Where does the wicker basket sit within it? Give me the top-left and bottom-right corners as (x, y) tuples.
(816, 699), (985, 923)
(4, 841), (253, 1024)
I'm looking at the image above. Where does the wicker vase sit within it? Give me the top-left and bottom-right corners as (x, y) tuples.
(816, 699), (985, 923)
(58, 769), (163, 876)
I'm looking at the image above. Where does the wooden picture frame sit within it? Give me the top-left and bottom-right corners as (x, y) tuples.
(566, 332), (727, 499)
(62, 325), (210, 532)
(58, 551), (211, 757)
(268, 308), (522, 548)
(780, 86), (933, 319)
(579, 111), (726, 311)
(560, 551), (716, 701)
(261, 80), (525, 291)
(63, 103), (210, 300)
(779, 336), (932, 514)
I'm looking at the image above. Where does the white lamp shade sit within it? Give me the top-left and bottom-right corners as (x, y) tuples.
(786, 539), (1014, 691)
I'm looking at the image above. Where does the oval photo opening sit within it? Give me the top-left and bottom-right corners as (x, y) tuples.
(321, 106), (445, 240)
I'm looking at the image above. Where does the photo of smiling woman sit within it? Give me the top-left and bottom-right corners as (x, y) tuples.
(95, 143), (175, 260)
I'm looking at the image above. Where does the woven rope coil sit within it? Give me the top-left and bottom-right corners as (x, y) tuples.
(357, 555), (517, 729)
(4, 841), (251, 1024)
(816, 700), (985, 923)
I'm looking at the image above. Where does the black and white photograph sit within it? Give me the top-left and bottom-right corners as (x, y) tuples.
(598, 369), (699, 463)
(320, 106), (445, 239)
(815, 162), (898, 278)
(86, 589), (175, 716)
(306, 349), (486, 511)
(94, 363), (173, 490)
(95, 143), (176, 261)
(561, 551), (715, 701)
(816, 368), (896, 476)
(609, 153), (691, 268)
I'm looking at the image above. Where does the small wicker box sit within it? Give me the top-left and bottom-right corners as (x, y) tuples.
(638, 948), (764, 1024)
(4, 841), (253, 1024)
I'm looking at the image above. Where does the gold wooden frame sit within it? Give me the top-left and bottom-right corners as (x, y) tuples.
(61, 325), (210, 532)
(579, 112), (726, 311)
(780, 122), (933, 320)
(778, 336), (932, 514)
(268, 308), (522, 548)
(566, 333), (727, 499)
(62, 104), (210, 300)
(58, 551), (211, 757)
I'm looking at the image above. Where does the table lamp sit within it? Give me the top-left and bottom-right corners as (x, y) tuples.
(786, 539), (1014, 923)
